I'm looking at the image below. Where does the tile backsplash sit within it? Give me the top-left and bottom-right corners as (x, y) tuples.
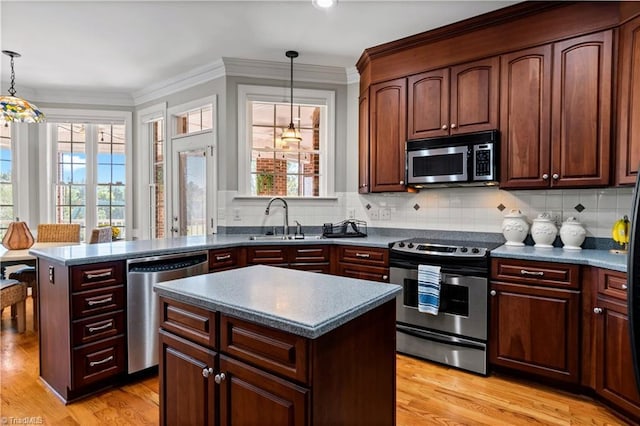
(219, 187), (634, 239)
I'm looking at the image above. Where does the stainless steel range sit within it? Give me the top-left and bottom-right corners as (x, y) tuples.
(389, 238), (501, 375)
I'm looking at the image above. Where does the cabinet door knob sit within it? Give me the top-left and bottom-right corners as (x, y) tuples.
(542, 173), (549, 180)
(622, 284), (628, 290)
(214, 372), (226, 384)
(593, 307), (603, 314)
(400, 180), (405, 185)
(450, 123), (457, 129)
(552, 173), (559, 180)
(441, 124), (448, 130)
(382, 275), (388, 280)
(490, 290), (497, 296)
(202, 367), (214, 378)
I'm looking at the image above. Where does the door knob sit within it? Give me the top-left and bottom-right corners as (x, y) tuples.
(552, 173), (559, 180)
(400, 180), (405, 185)
(214, 372), (226, 384)
(441, 124), (448, 130)
(490, 290), (497, 296)
(542, 174), (549, 180)
(622, 284), (628, 290)
(593, 307), (603, 314)
(202, 367), (214, 378)
(450, 123), (457, 129)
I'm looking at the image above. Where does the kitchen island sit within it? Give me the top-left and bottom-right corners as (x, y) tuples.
(154, 265), (401, 426)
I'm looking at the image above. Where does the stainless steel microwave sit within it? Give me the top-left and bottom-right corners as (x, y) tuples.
(406, 130), (499, 188)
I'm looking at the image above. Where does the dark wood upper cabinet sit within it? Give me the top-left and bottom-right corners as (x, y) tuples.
(369, 78), (407, 192)
(358, 92), (370, 193)
(616, 15), (640, 185)
(408, 68), (449, 139)
(407, 57), (498, 140)
(500, 45), (552, 189)
(551, 30), (613, 188)
(449, 57), (500, 135)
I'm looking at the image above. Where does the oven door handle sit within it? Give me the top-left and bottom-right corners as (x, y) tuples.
(397, 324), (486, 350)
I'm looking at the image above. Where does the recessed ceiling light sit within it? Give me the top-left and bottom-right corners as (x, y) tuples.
(312, 0), (338, 9)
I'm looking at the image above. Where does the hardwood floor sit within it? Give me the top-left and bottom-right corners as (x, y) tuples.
(1, 298), (628, 425)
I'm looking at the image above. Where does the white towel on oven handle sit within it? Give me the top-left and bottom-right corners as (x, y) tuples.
(418, 264), (441, 315)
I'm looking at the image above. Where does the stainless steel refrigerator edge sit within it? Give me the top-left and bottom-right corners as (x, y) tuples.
(126, 251), (208, 374)
(628, 172), (640, 392)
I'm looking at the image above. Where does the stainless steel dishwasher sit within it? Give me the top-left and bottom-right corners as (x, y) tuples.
(127, 250), (209, 374)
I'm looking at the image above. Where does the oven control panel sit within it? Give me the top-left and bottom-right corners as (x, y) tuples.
(390, 240), (488, 257)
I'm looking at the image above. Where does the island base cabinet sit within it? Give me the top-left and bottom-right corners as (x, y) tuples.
(159, 330), (217, 426)
(219, 355), (309, 426)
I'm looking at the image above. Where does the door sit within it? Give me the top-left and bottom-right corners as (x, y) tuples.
(171, 133), (215, 236)
(551, 31), (613, 187)
(500, 45), (552, 189)
(369, 78), (407, 192)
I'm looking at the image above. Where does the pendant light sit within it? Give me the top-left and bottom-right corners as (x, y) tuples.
(281, 50), (302, 145)
(0, 50), (45, 124)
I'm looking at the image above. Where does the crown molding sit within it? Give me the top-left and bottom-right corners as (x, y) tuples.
(132, 59), (226, 105)
(345, 66), (360, 85)
(222, 57), (347, 85)
(0, 84), (135, 107)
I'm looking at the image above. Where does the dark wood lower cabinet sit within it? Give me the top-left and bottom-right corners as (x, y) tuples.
(159, 330), (217, 426)
(219, 356), (308, 426)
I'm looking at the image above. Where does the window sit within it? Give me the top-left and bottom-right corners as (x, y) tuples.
(55, 123), (87, 233)
(96, 124), (126, 238)
(250, 102), (320, 196)
(176, 106), (212, 135)
(152, 119), (165, 238)
(238, 85), (335, 198)
(0, 123), (13, 238)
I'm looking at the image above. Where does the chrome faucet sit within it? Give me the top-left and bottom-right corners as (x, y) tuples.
(265, 197), (289, 236)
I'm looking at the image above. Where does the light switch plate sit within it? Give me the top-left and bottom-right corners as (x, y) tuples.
(380, 208), (391, 220)
(233, 208), (241, 221)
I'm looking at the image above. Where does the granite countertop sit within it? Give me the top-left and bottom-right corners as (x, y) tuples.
(153, 264), (401, 339)
(491, 245), (628, 273)
(29, 234), (398, 266)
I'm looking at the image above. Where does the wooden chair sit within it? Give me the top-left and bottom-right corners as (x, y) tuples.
(89, 227), (112, 244)
(1, 279), (27, 332)
(36, 223), (81, 243)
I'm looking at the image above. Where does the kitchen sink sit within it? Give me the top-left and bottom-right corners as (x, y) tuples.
(248, 235), (322, 241)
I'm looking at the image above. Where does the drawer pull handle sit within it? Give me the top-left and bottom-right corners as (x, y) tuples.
(622, 284), (628, 290)
(520, 269), (544, 277)
(355, 253), (370, 258)
(89, 355), (114, 367)
(215, 254), (231, 261)
(88, 321), (114, 333)
(86, 271), (113, 279)
(214, 372), (226, 384)
(87, 296), (113, 306)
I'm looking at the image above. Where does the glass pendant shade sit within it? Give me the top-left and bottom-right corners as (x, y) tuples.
(1, 50), (45, 124)
(281, 50), (301, 144)
(0, 95), (45, 123)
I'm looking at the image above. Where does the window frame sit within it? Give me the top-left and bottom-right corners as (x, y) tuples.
(237, 84), (335, 198)
(38, 108), (132, 241)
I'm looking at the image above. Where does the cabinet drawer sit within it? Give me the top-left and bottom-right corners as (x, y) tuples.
(160, 297), (217, 349)
(491, 258), (579, 289)
(288, 263), (331, 274)
(220, 314), (308, 384)
(598, 269), (628, 301)
(337, 246), (388, 267)
(72, 336), (125, 389)
(209, 247), (239, 272)
(337, 263), (389, 283)
(72, 286), (124, 319)
(289, 245), (330, 263)
(71, 261), (125, 292)
(72, 310), (125, 346)
(247, 247), (288, 265)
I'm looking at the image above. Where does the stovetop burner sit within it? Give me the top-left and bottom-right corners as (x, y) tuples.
(390, 238), (502, 258)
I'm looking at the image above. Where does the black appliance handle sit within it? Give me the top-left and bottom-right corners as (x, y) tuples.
(628, 171), (640, 394)
(396, 324), (485, 350)
(389, 259), (487, 277)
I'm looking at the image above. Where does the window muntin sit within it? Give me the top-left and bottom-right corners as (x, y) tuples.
(176, 106), (213, 135)
(0, 124), (13, 238)
(55, 123), (87, 234)
(152, 119), (165, 239)
(250, 102), (321, 197)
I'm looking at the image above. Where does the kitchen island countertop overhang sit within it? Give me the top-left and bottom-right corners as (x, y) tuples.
(153, 264), (401, 339)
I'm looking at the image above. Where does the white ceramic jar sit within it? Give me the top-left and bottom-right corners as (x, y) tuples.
(502, 209), (529, 246)
(531, 212), (558, 248)
(559, 217), (586, 250)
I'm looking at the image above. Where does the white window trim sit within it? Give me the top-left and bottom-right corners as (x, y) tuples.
(237, 84), (335, 198)
(38, 108), (132, 241)
(167, 96), (218, 234)
(136, 102), (167, 240)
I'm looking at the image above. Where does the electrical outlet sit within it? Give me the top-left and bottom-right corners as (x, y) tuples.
(380, 208), (391, 220)
(233, 208), (241, 221)
(370, 209), (380, 220)
(347, 208), (356, 219)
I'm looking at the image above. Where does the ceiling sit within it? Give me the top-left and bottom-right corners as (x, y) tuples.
(0, 0), (517, 102)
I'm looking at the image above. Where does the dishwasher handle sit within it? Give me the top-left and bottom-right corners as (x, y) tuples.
(128, 251), (208, 273)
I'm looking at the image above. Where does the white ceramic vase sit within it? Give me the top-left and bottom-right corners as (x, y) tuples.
(531, 212), (558, 248)
(560, 217), (586, 250)
(501, 209), (529, 246)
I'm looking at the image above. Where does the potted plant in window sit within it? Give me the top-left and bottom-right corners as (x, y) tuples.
(256, 172), (274, 196)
